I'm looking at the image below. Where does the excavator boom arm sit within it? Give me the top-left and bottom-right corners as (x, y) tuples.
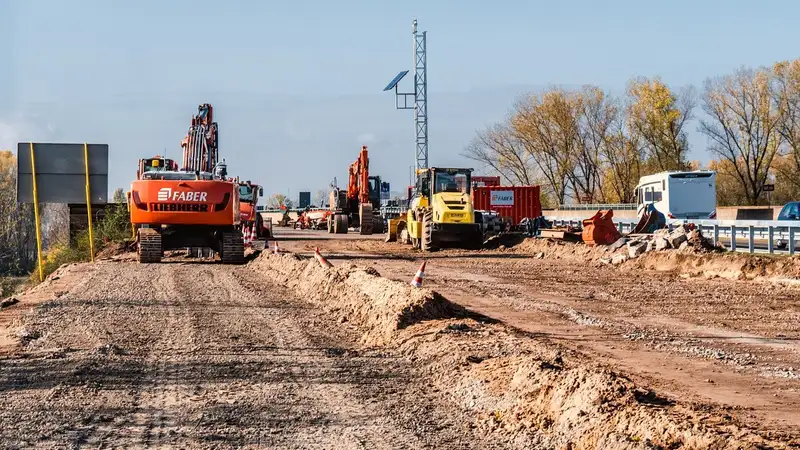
(346, 146), (370, 204)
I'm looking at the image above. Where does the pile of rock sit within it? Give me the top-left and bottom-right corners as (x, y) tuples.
(601, 225), (724, 265)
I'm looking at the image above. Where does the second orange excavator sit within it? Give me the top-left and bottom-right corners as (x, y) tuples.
(327, 145), (384, 235)
(129, 104), (244, 264)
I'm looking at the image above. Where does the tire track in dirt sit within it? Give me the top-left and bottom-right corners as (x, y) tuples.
(0, 260), (482, 448)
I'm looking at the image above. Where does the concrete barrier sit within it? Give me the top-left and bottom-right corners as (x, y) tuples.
(716, 206), (780, 221)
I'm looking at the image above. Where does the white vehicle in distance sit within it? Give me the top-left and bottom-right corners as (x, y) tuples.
(635, 170), (717, 220)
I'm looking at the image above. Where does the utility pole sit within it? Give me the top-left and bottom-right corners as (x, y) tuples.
(383, 18), (429, 172)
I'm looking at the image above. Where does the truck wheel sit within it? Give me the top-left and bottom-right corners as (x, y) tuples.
(221, 230), (245, 264)
(256, 215), (264, 239)
(138, 228), (162, 263)
(327, 216), (334, 233)
(334, 214), (348, 234)
(422, 210), (437, 252)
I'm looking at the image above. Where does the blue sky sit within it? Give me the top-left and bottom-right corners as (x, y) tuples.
(2, 0), (799, 201)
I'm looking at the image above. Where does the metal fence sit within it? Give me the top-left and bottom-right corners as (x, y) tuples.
(546, 217), (800, 255)
(555, 203), (638, 211)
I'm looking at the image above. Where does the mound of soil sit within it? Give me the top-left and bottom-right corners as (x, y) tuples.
(95, 241), (134, 259)
(251, 250), (792, 448)
(252, 252), (470, 345)
(397, 319), (792, 449)
(633, 250), (800, 282)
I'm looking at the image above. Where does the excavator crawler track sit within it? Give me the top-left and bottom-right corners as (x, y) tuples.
(138, 228), (163, 263)
(221, 231), (245, 264)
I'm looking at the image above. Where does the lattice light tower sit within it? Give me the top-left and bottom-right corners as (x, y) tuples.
(383, 18), (428, 172)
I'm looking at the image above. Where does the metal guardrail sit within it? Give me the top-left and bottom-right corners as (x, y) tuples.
(546, 217), (800, 255)
(556, 203), (638, 211)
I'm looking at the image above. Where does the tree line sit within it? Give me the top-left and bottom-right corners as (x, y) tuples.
(464, 58), (800, 207)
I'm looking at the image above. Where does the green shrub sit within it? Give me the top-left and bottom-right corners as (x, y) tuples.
(32, 203), (133, 282)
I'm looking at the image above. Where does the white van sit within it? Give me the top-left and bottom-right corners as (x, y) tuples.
(635, 171), (717, 220)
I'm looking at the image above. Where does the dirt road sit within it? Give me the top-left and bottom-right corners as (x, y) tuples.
(0, 261), (482, 449)
(278, 228), (800, 438)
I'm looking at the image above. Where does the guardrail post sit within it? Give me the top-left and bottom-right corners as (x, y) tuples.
(730, 226), (737, 251)
(713, 224), (719, 245)
(768, 226), (774, 254)
(748, 225), (755, 253)
(618, 222), (623, 233)
(790, 228), (796, 256)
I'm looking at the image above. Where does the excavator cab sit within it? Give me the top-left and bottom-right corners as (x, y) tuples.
(137, 156), (178, 180)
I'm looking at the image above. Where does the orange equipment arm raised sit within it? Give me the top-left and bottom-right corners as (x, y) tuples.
(346, 146), (370, 204)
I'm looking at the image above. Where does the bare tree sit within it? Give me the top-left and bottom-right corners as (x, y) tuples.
(510, 89), (580, 204)
(574, 85), (617, 203)
(314, 189), (329, 207)
(462, 122), (536, 186)
(0, 151), (36, 275)
(699, 67), (783, 205)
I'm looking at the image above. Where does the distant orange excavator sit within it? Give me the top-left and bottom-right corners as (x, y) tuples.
(327, 145), (384, 235)
(129, 104), (244, 264)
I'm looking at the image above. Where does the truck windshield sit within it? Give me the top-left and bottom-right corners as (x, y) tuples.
(239, 185), (255, 202)
(433, 171), (470, 194)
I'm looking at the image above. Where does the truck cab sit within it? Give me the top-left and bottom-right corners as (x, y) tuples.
(238, 181), (265, 236)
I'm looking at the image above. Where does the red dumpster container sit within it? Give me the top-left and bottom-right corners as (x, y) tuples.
(472, 185), (542, 226)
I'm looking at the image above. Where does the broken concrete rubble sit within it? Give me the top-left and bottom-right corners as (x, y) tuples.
(627, 241), (647, 258)
(612, 253), (628, 265)
(668, 225), (689, 248)
(598, 225), (725, 264)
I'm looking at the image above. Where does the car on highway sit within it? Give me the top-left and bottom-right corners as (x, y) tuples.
(778, 201), (800, 220)
(773, 201), (800, 249)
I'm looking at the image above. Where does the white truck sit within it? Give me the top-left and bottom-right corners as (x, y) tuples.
(635, 170), (717, 220)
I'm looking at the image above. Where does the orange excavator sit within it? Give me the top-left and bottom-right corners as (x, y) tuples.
(129, 103), (244, 264)
(327, 145), (384, 235)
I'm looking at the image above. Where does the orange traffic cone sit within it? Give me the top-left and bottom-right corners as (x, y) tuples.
(273, 241), (280, 255)
(410, 261), (426, 287)
(314, 247), (333, 268)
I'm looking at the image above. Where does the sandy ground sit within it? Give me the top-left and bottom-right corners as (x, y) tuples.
(0, 260), (486, 449)
(277, 228), (800, 439)
(2, 227), (799, 447)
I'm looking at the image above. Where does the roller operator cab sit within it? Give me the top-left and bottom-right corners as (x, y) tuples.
(406, 167), (483, 251)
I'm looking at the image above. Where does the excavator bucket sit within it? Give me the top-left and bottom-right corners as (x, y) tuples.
(581, 209), (622, 246)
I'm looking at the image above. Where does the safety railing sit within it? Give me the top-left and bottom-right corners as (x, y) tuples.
(546, 217), (800, 255)
(555, 203), (638, 211)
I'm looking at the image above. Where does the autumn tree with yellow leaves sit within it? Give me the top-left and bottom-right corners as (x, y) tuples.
(626, 77), (695, 172)
(469, 57), (800, 207)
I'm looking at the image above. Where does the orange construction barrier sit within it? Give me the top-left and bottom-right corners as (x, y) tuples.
(581, 209), (621, 246)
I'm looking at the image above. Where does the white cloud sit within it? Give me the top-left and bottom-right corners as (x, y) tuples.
(0, 114), (59, 152)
